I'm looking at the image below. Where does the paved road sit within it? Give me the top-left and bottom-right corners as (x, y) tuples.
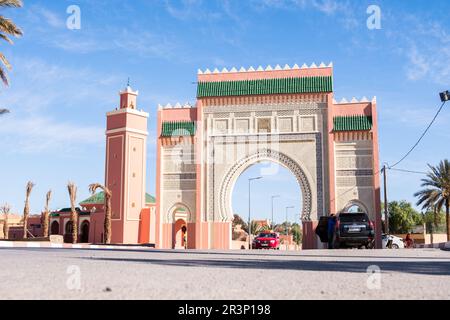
(0, 247), (449, 300)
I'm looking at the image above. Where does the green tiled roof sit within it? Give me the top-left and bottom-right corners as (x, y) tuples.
(197, 76), (333, 98)
(161, 121), (196, 137)
(146, 194), (156, 204)
(333, 115), (373, 132)
(80, 192), (156, 205)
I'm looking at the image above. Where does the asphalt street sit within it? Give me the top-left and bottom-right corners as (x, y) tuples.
(0, 247), (449, 300)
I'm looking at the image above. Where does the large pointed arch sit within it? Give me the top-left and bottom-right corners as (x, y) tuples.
(219, 149), (313, 222)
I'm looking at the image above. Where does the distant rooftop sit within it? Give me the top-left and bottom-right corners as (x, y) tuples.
(79, 192), (156, 206)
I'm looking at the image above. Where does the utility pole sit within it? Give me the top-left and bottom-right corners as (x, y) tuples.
(271, 195), (280, 229)
(383, 164), (389, 234)
(248, 176), (262, 250)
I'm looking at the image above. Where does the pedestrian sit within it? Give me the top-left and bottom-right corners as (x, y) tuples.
(405, 233), (414, 249)
(327, 214), (337, 249)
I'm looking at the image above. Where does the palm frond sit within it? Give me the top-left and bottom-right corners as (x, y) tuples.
(26, 181), (35, 196)
(1, 202), (11, 214)
(0, 52), (11, 69)
(45, 190), (52, 212)
(0, 0), (23, 8)
(0, 16), (23, 37)
(0, 66), (8, 85)
(0, 33), (12, 44)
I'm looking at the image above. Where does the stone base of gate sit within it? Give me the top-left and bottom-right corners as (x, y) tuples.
(302, 220), (319, 250)
(210, 221), (232, 250)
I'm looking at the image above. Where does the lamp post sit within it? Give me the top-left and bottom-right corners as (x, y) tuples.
(285, 206), (294, 251)
(271, 195), (280, 229)
(440, 90), (450, 102)
(248, 176), (262, 250)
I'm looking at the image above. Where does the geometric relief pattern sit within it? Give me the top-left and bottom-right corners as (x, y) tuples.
(218, 149), (313, 222)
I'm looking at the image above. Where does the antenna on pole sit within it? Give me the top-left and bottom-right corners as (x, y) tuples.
(127, 77), (131, 87)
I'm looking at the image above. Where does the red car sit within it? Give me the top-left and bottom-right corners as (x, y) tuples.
(252, 232), (280, 250)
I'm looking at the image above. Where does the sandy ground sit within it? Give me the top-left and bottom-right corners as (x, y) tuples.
(0, 247), (449, 300)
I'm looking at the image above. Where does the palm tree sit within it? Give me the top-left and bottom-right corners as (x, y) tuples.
(42, 190), (52, 238)
(1, 203), (11, 239)
(23, 181), (34, 239)
(89, 183), (112, 244)
(250, 221), (270, 236)
(0, 0), (23, 86)
(415, 160), (450, 241)
(67, 182), (78, 244)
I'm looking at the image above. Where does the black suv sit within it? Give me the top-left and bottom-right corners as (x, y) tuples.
(335, 213), (375, 248)
(316, 213), (375, 249)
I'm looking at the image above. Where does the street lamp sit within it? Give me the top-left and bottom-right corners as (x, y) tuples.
(440, 90), (450, 102)
(271, 195), (280, 228)
(248, 176), (262, 250)
(285, 206), (294, 250)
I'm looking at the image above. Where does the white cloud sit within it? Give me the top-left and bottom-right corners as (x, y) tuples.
(113, 30), (178, 59)
(24, 6), (65, 29)
(255, 0), (348, 15)
(387, 16), (450, 86)
(0, 57), (120, 154)
(406, 46), (430, 81)
(0, 115), (103, 154)
(165, 0), (221, 21)
(38, 7), (65, 28)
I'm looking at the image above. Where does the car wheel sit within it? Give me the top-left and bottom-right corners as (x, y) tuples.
(392, 244), (399, 249)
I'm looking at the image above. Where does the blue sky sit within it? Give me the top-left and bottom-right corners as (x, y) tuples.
(0, 0), (449, 222)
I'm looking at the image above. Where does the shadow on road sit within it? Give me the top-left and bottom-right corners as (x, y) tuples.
(82, 256), (450, 276)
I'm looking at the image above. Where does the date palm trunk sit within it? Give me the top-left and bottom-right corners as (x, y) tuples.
(23, 182), (34, 239)
(3, 213), (9, 240)
(68, 183), (78, 244)
(446, 199), (449, 242)
(104, 192), (112, 244)
(42, 190), (52, 238)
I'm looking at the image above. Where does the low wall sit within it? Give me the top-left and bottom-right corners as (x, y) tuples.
(417, 242), (450, 250)
(394, 233), (448, 245)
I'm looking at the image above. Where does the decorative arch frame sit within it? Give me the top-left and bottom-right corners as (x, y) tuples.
(219, 149), (314, 222)
(166, 203), (194, 224)
(342, 200), (369, 214)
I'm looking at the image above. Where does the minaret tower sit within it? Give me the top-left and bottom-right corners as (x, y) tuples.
(105, 84), (149, 244)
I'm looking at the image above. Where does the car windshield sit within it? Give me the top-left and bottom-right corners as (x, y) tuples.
(339, 213), (368, 223)
(258, 233), (276, 238)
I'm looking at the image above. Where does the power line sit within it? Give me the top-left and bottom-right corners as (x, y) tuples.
(388, 168), (427, 175)
(390, 101), (447, 169)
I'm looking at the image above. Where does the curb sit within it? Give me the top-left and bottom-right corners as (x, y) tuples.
(417, 242), (450, 250)
(0, 241), (153, 251)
